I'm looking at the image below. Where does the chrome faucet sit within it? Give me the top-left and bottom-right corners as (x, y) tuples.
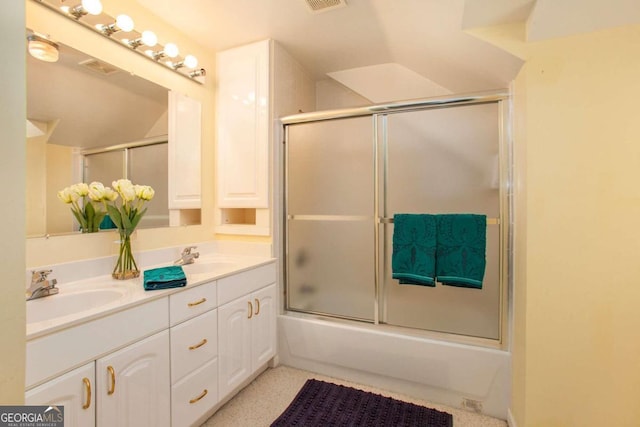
(26, 270), (59, 301)
(174, 246), (200, 265)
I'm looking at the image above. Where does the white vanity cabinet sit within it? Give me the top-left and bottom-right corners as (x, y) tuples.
(25, 330), (171, 427)
(25, 297), (170, 427)
(25, 362), (95, 427)
(169, 281), (219, 427)
(25, 259), (276, 426)
(96, 330), (170, 427)
(217, 264), (277, 399)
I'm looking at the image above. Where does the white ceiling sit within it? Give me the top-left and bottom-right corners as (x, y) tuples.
(28, 0), (640, 148)
(137, 0), (640, 94)
(137, 0), (527, 93)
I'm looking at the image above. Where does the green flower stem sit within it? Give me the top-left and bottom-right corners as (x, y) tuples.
(112, 232), (139, 279)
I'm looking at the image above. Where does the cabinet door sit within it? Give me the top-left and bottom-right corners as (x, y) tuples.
(251, 284), (277, 369)
(168, 90), (202, 210)
(218, 297), (252, 398)
(25, 363), (95, 427)
(96, 330), (170, 427)
(216, 40), (270, 208)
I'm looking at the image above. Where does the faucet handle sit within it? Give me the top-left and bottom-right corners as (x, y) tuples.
(31, 269), (52, 283)
(182, 246), (198, 255)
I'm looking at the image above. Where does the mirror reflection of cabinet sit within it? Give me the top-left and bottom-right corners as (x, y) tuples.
(168, 91), (202, 227)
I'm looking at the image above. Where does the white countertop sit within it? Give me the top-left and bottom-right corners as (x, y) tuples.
(26, 254), (275, 340)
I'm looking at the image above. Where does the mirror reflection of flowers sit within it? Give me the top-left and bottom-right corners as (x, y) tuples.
(57, 182), (117, 233)
(107, 179), (155, 279)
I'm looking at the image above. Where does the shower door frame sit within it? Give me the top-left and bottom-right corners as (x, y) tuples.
(281, 89), (511, 347)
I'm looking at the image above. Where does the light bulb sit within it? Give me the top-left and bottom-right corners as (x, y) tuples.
(28, 36), (59, 63)
(81, 0), (103, 15)
(116, 14), (134, 32)
(164, 43), (179, 58)
(184, 55), (198, 68)
(141, 30), (157, 47)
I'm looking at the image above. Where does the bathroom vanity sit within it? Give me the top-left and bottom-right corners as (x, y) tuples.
(25, 253), (276, 427)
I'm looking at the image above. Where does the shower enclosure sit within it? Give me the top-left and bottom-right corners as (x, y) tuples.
(283, 91), (509, 342)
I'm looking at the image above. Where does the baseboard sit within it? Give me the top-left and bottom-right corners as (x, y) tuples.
(507, 408), (517, 427)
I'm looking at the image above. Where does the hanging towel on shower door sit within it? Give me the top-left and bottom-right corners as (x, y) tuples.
(436, 214), (486, 289)
(391, 214), (437, 286)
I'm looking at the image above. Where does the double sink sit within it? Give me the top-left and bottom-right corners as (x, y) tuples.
(26, 256), (252, 337)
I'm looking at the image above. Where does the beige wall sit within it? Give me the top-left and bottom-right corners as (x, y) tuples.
(1, 1), (26, 404)
(25, 0), (218, 267)
(511, 24), (640, 426)
(26, 136), (47, 236)
(46, 144), (75, 234)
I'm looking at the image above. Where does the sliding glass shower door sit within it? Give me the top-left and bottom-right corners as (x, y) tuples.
(286, 116), (376, 321)
(382, 103), (502, 339)
(284, 96), (507, 340)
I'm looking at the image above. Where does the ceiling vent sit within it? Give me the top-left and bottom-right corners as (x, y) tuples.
(78, 58), (120, 76)
(304, 0), (347, 13)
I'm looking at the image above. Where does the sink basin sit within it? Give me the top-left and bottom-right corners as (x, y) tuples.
(27, 287), (127, 324)
(180, 259), (239, 275)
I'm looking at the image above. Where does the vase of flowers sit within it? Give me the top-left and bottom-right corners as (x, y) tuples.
(57, 182), (115, 233)
(106, 179), (155, 280)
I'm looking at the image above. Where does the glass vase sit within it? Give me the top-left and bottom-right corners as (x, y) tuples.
(112, 233), (140, 280)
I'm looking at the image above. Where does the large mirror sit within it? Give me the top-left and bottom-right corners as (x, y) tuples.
(26, 32), (196, 237)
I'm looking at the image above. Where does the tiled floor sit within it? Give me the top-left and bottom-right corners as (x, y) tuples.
(202, 365), (507, 426)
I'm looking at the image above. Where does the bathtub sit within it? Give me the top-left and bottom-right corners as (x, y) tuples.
(277, 312), (510, 420)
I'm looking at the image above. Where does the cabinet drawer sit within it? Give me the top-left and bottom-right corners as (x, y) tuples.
(170, 309), (218, 383)
(171, 358), (218, 427)
(170, 281), (217, 326)
(217, 263), (276, 306)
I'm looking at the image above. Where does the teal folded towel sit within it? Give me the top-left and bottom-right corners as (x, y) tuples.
(436, 214), (486, 289)
(391, 214), (437, 286)
(143, 266), (187, 291)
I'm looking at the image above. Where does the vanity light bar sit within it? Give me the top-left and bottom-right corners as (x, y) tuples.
(31, 0), (205, 84)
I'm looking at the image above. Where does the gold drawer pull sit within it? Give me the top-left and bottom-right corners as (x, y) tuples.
(247, 301), (253, 319)
(254, 298), (260, 316)
(188, 338), (208, 350)
(107, 366), (116, 395)
(188, 297), (207, 307)
(189, 389), (208, 404)
(82, 377), (92, 409)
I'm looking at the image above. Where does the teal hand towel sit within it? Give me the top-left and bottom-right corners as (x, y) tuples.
(143, 266), (187, 291)
(436, 214), (486, 289)
(391, 214), (437, 286)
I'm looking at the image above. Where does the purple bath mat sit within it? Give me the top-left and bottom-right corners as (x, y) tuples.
(270, 379), (453, 427)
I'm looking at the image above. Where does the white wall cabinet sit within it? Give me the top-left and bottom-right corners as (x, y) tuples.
(25, 363), (95, 427)
(168, 90), (202, 211)
(216, 40), (270, 209)
(216, 39), (315, 235)
(218, 283), (276, 398)
(96, 330), (170, 427)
